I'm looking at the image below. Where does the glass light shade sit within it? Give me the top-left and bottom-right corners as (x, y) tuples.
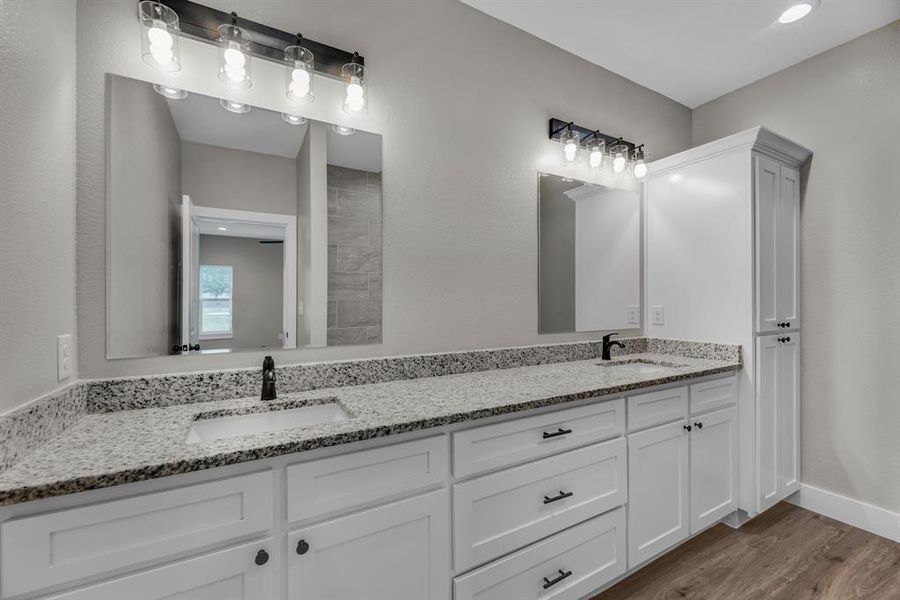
(633, 158), (648, 179)
(285, 45), (315, 103)
(610, 144), (629, 174)
(341, 60), (367, 115)
(139, 1), (181, 72)
(217, 23), (252, 89)
(587, 138), (605, 169)
(560, 129), (581, 165)
(281, 113), (307, 125)
(331, 124), (356, 136)
(219, 99), (251, 114)
(152, 83), (187, 99)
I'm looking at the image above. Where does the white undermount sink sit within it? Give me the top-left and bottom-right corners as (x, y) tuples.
(596, 359), (686, 376)
(186, 400), (350, 444)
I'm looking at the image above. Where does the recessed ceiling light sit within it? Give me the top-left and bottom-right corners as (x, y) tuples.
(331, 124), (356, 136)
(152, 83), (187, 99)
(220, 98), (250, 114)
(778, 1), (817, 24)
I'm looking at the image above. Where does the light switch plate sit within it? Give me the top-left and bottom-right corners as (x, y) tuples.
(626, 305), (639, 325)
(57, 334), (72, 381)
(651, 305), (665, 326)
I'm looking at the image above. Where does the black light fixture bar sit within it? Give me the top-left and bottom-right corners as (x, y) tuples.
(548, 118), (637, 153)
(155, 0), (362, 78)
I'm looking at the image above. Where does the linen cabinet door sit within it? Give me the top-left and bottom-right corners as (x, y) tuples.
(777, 333), (800, 498)
(755, 153), (782, 334)
(288, 490), (450, 600)
(756, 334), (781, 512)
(627, 420), (689, 569)
(690, 406), (738, 533)
(776, 165), (800, 330)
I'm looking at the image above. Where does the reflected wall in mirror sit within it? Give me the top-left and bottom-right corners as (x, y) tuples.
(106, 74), (382, 359)
(538, 173), (640, 333)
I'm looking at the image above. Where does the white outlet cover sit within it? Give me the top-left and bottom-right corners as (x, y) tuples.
(651, 305), (665, 326)
(626, 305), (639, 325)
(57, 334), (72, 381)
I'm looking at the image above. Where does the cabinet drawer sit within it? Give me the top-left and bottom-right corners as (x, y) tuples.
(287, 436), (447, 522)
(453, 399), (624, 478)
(45, 539), (275, 600)
(690, 376), (737, 416)
(1, 472), (272, 599)
(453, 438), (626, 572)
(627, 386), (688, 431)
(454, 508), (626, 600)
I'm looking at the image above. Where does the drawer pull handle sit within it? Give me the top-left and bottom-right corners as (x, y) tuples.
(542, 428), (573, 439)
(543, 490), (574, 504)
(255, 549), (269, 566)
(296, 539), (310, 555)
(694, 422), (703, 429)
(683, 424), (692, 432)
(543, 569), (573, 589)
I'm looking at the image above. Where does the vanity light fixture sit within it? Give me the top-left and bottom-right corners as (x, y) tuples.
(548, 119), (644, 179)
(281, 113), (307, 125)
(778, 0), (818, 24)
(152, 83), (188, 99)
(331, 124), (356, 136)
(586, 133), (605, 169)
(342, 52), (367, 115)
(139, 1), (182, 72)
(218, 12), (252, 89)
(285, 34), (315, 103)
(632, 145), (648, 179)
(557, 123), (580, 166)
(219, 98), (250, 113)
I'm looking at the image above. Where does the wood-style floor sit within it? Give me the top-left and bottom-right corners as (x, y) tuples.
(592, 502), (900, 599)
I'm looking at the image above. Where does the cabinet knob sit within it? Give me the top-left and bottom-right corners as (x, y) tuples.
(296, 539), (310, 555)
(694, 422), (703, 429)
(683, 424), (692, 432)
(255, 549), (269, 566)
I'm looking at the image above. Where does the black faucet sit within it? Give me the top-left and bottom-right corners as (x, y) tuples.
(261, 356), (276, 401)
(601, 333), (625, 361)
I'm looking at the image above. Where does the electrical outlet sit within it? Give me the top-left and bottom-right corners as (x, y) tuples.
(651, 305), (665, 326)
(626, 305), (639, 325)
(297, 300), (304, 317)
(57, 334), (72, 381)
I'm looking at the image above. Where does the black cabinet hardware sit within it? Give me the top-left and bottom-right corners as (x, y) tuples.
(778, 337), (792, 343)
(777, 322), (792, 328)
(255, 549), (269, 566)
(683, 424), (692, 432)
(543, 569), (573, 589)
(543, 490), (574, 504)
(296, 539), (310, 555)
(694, 422), (703, 429)
(543, 428), (573, 439)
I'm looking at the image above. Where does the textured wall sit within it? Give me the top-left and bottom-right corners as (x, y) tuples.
(693, 22), (900, 512)
(76, 0), (690, 378)
(0, 0), (77, 412)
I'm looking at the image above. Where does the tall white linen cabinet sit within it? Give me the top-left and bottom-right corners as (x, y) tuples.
(644, 127), (811, 516)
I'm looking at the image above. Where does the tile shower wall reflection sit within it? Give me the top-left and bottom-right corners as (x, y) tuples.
(327, 165), (383, 345)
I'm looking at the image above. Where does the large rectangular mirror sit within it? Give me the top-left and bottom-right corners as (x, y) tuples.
(538, 173), (640, 333)
(106, 74), (382, 358)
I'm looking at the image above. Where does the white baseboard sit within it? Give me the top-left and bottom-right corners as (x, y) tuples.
(787, 484), (900, 543)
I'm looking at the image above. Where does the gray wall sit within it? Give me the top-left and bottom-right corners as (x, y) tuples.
(538, 176), (580, 333)
(197, 235), (284, 350)
(181, 142), (297, 216)
(692, 21), (900, 512)
(0, 0), (77, 412)
(75, 0), (690, 380)
(107, 75), (181, 359)
(327, 165), (383, 345)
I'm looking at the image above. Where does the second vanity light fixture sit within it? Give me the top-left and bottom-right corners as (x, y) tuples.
(549, 119), (648, 180)
(138, 0), (367, 116)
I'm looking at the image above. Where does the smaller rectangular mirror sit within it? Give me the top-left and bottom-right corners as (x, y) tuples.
(538, 174), (640, 333)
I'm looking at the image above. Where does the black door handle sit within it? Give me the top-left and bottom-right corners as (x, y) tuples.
(543, 569), (573, 589)
(296, 539), (309, 555)
(255, 549), (269, 566)
(542, 428), (573, 439)
(683, 424), (692, 432)
(694, 422), (703, 429)
(543, 490), (574, 504)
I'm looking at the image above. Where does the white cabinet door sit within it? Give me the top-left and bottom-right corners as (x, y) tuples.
(627, 421), (689, 569)
(755, 154), (800, 333)
(690, 407), (738, 533)
(756, 333), (801, 513)
(47, 540), (276, 600)
(288, 490), (450, 600)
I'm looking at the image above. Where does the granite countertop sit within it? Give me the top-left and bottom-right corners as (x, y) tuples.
(0, 352), (740, 506)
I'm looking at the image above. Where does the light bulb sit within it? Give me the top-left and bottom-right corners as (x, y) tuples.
(634, 159), (648, 179)
(225, 65), (246, 82)
(147, 23), (172, 47)
(589, 150), (602, 169)
(347, 81), (364, 98)
(345, 95), (365, 112)
(224, 46), (246, 67)
(289, 69), (310, 97)
(778, 2), (814, 23)
(613, 155), (626, 173)
(564, 142), (578, 163)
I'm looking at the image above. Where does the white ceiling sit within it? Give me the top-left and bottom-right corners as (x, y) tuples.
(460, 0), (900, 108)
